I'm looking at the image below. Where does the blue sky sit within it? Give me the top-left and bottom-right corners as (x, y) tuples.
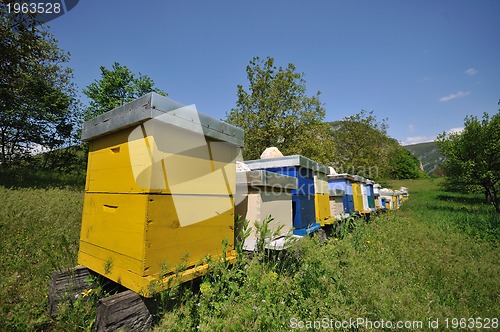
(48, 0), (500, 145)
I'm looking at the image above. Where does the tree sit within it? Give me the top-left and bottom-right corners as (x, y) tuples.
(436, 109), (500, 213)
(0, 2), (80, 166)
(389, 145), (423, 180)
(330, 110), (393, 179)
(83, 62), (167, 120)
(226, 56), (334, 163)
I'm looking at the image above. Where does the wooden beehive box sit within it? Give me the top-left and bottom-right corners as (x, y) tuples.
(78, 93), (244, 296)
(235, 170), (297, 250)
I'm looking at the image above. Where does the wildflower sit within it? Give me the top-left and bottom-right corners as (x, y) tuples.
(261, 299), (266, 303)
(196, 326), (200, 329)
(81, 289), (93, 297)
(334, 238), (339, 241)
(74, 293), (79, 299)
(200, 282), (211, 295)
(197, 302), (201, 307)
(366, 240), (370, 244)
(253, 305), (258, 310)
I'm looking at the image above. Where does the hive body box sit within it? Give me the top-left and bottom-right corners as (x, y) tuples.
(352, 175), (370, 214)
(328, 188), (346, 219)
(373, 184), (384, 209)
(328, 174), (354, 214)
(366, 180), (376, 211)
(314, 170), (334, 225)
(380, 189), (395, 210)
(380, 197), (387, 211)
(78, 93), (243, 296)
(235, 170), (297, 250)
(244, 156), (322, 236)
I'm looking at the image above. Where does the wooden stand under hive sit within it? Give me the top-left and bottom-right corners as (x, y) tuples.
(78, 93), (244, 297)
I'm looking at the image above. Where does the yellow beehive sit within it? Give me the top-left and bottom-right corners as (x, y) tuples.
(314, 167), (334, 225)
(314, 193), (332, 225)
(392, 194), (399, 209)
(78, 93), (244, 296)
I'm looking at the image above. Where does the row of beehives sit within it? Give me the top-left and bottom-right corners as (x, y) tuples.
(76, 93), (409, 297)
(235, 155), (409, 251)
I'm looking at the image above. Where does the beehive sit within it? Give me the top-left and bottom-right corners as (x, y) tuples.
(366, 180), (376, 210)
(328, 188), (346, 219)
(328, 174), (354, 214)
(314, 168), (334, 225)
(380, 189), (394, 210)
(78, 93), (244, 296)
(373, 183), (383, 209)
(244, 155), (322, 235)
(352, 175), (370, 214)
(234, 170), (297, 250)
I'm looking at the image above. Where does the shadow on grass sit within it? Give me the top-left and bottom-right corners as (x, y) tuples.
(426, 196), (500, 240)
(0, 167), (85, 190)
(436, 194), (485, 205)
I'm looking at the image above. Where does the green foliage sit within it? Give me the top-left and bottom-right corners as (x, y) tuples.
(0, 3), (81, 166)
(226, 56), (334, 164)
(389, 146), (425, 179)
(83, 62), (167, 120)
(436, 108), (500, 213)
(0, 145), (86, 189)
(331, 111), (392, 179)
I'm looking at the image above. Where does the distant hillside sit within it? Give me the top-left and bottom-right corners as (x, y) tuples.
(404, 141), (444, 175)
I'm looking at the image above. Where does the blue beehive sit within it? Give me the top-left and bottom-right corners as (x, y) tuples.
(381, 197), (387, 211)
(244, 155), (323, 235)
(292, 195), (321, 235)
(264, 166), (314, 195)
(328, 174), (355, 213)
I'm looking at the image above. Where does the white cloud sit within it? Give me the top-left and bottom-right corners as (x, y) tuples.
(465, 68), (478, 76)
(447, 127), (464, 134)
(403, 136), (436, 145)
(439, 91), (469, 102)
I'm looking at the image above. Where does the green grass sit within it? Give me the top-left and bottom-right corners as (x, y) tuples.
(0, 186), (85, 330)
(0, 178), (499, 331)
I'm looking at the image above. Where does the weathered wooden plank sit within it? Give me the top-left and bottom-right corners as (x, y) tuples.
(48, 265), (95, 317)
(95, 290), (153, 332)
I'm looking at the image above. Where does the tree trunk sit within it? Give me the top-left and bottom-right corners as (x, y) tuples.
(1, 129), (4, 165)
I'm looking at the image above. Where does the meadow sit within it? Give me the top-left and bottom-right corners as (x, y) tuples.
(0, 178), (498, 331)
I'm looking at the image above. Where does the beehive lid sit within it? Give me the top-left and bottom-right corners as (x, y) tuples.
(373, 184), (381, 189)
(351, 175), (366, 183)
(328, 173), (354, 181)
(236, 170), (297, 189)
(244, 155), (328, 173)
(81, 92), (244, 147)
(329, 188), (345, 196)
(379, 189), (394, 195)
